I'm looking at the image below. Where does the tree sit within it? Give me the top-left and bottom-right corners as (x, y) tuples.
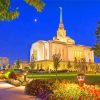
(37, 64), (39, 71)
(73, 57), (79, 71)
(29, 61), (35, 70)
(25, 0), (45, 12)
(67, 61), (72, 70)
(88, 59), (96, 73)
(93, 22), (100, 57)
(0, 0), (19, 21)
(52, 53), (61, 78)
(15, 59), (20, 68)
(90, 64), (96, 73)
(96, 64), (100, 73)
(93, 43), (100, 57)
(79, 58), (87, 74)
(0, 0), (45, 21)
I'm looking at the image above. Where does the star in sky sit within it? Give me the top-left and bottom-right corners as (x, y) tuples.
(34, 18), (38, 23)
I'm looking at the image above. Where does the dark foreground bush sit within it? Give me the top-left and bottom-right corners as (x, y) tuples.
(25, 79), (56, 99)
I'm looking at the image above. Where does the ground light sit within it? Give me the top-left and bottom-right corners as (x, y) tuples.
(77, 73), (85, 87)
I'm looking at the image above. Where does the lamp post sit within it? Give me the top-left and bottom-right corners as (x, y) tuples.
(23, 71), (28, 82)
(77, 73), (85, 87)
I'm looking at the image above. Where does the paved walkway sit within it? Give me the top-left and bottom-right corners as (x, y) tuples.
(0, 80), (40, 100)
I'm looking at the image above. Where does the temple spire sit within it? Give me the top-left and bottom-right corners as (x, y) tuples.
(59, 7), (63, 24)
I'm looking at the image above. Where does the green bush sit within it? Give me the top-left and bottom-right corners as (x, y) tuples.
(4, 69), (23, 79)
(4, 70), (15, 79)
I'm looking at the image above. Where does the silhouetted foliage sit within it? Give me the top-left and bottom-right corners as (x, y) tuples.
(0, 0), (45, 21)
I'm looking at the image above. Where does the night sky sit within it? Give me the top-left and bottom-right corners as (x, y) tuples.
(0, 0), (100, 64)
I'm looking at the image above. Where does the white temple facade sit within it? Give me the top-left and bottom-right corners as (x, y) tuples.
(30, 8), (94, 70)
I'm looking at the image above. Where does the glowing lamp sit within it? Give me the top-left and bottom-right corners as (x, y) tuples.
(77, 73), (85, 87)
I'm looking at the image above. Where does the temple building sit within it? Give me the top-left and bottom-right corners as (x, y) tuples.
(30, 8), (94, 71)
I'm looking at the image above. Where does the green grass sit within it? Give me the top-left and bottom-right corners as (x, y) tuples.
(27, 72), (100, 85)
(85, 74), (100, 85)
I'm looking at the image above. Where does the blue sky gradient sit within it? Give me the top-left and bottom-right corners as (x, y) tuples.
(0, 0), (100, 63)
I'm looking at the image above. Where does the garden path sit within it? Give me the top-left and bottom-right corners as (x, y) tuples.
(0, 80), (40, 100)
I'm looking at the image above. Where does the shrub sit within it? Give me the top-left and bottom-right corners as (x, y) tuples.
(4, 69), (23, 79)
(25, 79), (69, 99)
(25, 79), (55, 99)
(9, 72), (17, 79)
(25, 79), (97, 100)
(50, 82), (97, 100)
(7, 79), (21, 86)
(4, 70), (14, 79)
(0, 73), (5, 79)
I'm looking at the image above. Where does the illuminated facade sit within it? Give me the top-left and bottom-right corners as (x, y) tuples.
(30, 8), (94, 70)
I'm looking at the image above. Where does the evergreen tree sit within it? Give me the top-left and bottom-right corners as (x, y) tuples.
(93, 22), (100, 57)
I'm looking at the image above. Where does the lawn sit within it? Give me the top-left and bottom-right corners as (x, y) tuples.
(27, 72), (100, 85)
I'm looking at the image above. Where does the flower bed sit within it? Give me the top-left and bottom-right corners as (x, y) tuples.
(82, 84), (100, 100)
(25, 79), (100, 100)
